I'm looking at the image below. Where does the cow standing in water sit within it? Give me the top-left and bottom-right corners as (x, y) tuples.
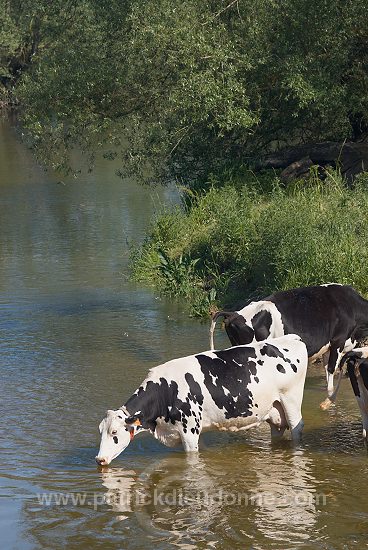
(96, 335), (308, 465)
(337, 347), (368, 443)
(210, 284), (368, 402)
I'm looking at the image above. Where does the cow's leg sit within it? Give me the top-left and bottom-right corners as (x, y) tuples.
(279, 397), (304, 442)
(326, 344), (340, 396)
(322, 351), (330, 369)
(320, 338), (356, 409)
(270, 424), (287, 439)
(325, 338), (352, 395)
(180, 413), (201, 452)
(180, 431), (200, 452)
(362, 414), (368, 443)
(355, 378), (368, 444)
(324, 364), (333, 393)
(354, 396), (368, 443)
(290, 418), (304, 442)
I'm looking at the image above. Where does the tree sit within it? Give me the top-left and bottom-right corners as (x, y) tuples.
(2, 0), (368, 183)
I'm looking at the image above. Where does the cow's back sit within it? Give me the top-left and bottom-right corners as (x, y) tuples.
(195, 336), (307, 424)
(267, 284), (368, 355)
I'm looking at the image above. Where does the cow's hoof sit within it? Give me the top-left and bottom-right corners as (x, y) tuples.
(319, 397), (334, 410)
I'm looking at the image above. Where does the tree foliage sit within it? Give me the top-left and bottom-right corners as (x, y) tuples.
(1, 0), (368, 181)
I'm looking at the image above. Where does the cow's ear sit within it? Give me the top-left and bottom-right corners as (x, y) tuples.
(98, 420), (105, 434)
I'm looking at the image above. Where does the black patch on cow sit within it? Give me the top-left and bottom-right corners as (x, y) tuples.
(348, 359), (368, 396)
(185, 372), (204, 406)
(224, 313), (255, 346)
(254, 376), (259, 383)
(347, 359), (360, 397)
(296, 359), (300, 363)
(260, 344), (286, 360)
(290, 364), (297, 372)
(276, 364), (286, 373)
(196, 346), (257, 419)
(125, 378), (193, 431)
(267, 284), (368, 359)
(360, 361), (368, 391)
(113, 436), (118, 444)
(124, 367), (208, 434)
(257, 360), (264, 366)
(247, 361), (257, 375)
(251, 310), (273, 341)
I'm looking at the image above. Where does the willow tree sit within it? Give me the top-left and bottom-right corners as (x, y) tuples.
(2, 0), (368, 183)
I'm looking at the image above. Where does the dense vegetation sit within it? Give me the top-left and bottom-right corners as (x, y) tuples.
(132, 171), (368, 315)
(1, 1), (368, 314)
(1, 0), (368, 181)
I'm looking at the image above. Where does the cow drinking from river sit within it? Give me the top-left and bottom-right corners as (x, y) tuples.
(96, 335), (308, 465)
(210, 284), (368, 403)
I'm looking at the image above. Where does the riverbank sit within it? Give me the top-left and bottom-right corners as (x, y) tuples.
(132, 169), (368, 316)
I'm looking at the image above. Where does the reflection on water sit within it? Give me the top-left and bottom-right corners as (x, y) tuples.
(100, 467), (137, 520)
(98, 445), (320, 549)
(251, 449), (318, 547)
(1, 119), (368, 549)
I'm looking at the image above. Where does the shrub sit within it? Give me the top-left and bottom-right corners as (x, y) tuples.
(132, 170), (368, 316)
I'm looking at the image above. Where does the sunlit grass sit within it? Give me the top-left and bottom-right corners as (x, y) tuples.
(131, 170), (368, 316)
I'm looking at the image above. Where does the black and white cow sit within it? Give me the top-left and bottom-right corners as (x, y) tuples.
(337, 347), (368, 443)
(96, 335), (308, 465)
(210, 284), (368, 397)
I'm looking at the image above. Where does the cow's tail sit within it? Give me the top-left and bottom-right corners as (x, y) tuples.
(320, 364), (345, 410)
(320, 347), (368, 410)
(209, 311), (231, 350)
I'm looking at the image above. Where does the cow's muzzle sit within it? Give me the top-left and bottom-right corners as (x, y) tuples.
(95, 456), (110, 466)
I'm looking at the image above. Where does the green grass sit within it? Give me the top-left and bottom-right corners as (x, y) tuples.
(131, 169), (368, 316)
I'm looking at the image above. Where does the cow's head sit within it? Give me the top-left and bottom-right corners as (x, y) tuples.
(95, 409), (143, 465)
(222, 312), (255, 346)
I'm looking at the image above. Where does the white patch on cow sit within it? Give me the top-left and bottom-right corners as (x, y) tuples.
(209, 372), (218, 385)
(343, 338), (357, 353)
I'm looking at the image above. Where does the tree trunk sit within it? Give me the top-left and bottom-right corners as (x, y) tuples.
(257, 142), (368, 183)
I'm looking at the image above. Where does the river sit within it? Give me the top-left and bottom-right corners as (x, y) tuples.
(0, 119), (367, 549)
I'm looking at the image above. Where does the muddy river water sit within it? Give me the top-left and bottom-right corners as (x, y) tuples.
(0, 120), (367, 549)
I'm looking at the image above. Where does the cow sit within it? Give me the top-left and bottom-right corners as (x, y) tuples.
(209, 284), (368, 401)
(337, 347), (368, 443)
(96, 334), (308, 465)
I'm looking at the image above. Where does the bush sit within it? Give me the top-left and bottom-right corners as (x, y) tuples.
(132, 170), (368, 316)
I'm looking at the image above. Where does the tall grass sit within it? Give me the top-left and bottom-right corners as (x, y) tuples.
(132, 170), (368, 316)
